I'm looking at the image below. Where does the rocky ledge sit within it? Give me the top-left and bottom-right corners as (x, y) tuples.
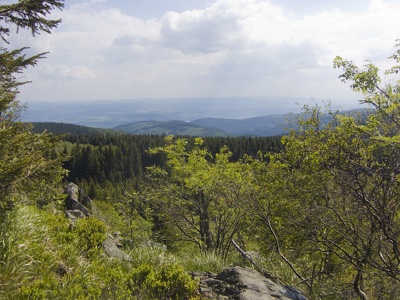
(192, 266), (309, 300)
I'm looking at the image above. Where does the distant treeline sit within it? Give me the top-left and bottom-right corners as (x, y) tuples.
(60, 132), (283, 198)
(31, 122), (113, 135)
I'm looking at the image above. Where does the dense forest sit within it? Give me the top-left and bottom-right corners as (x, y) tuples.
(2, 1), (400, 299)
(60, 131), (282, 198)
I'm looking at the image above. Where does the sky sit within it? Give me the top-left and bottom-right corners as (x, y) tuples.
(8, 0), (400, 110)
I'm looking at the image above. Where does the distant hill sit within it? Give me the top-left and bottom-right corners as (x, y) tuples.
(191, 114), (297, 136)
(114, 120), (230, 137)
(30, 122), (116, 135)
(114, 114), (297, 137)
(28, 109), (369, 137)
(22, 97), (310, 128)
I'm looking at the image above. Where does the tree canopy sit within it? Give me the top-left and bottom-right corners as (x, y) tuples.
(248, 41), (400, 298)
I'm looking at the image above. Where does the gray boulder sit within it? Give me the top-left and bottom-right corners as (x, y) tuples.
(192, 267), (309, 300)
(64, 182), (91, 217)
(65, 209), (86, 219)
(103, 234), (132, 261)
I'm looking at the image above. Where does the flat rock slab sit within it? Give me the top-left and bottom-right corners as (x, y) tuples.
(193, 267), (309, 300)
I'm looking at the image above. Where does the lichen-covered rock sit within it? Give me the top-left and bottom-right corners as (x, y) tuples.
(192, 267), (309, 300)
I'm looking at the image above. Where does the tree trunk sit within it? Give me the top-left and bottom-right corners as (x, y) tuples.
(198, 190), (213, 250)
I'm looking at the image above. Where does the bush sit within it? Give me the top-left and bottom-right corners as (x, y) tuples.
(74, 217), (107, 258)
(129, 263), (199, 299)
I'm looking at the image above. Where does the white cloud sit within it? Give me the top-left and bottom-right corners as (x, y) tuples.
(40, 64), (96, 80)
(13, 0), (400, 106)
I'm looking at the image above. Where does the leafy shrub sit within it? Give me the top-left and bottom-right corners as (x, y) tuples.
(73, 217), (107, 258)
(93, 199), (154, 248)
(19, 275), (59, 300)
(92, 200), (126, 232)
(129, 263), (199, 299)
(56, 258), (131, 300)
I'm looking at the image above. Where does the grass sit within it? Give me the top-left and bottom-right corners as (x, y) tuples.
(0, 204), (207, 299)
(1, 203), (277, 299)
(0, 205), (65, 298)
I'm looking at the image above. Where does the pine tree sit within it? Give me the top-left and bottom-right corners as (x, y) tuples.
(0, 1), (65, 209)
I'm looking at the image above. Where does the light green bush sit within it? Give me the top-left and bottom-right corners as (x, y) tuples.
(129, 263), (200, 300)
(73, 217), (107, 258)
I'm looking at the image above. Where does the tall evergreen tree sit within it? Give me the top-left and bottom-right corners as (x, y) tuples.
(0, 1), (65, 209)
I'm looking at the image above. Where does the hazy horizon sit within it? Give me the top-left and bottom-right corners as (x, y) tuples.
(22, 96), (363, 128)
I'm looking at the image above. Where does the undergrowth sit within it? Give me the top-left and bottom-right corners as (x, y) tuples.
(0, 205), (203, 299)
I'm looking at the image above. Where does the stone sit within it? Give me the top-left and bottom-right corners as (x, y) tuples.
(64, 182), (90, 217)
(81, 194), (92, 211)
(192, 267), (309, 300)
(103, 234), (132, 261)
(63, 183), (132, 262)
(66, 209), (86, 219)
(56, 262), (73, 277)
(64, 182), (79, 201)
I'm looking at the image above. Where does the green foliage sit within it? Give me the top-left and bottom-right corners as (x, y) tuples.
(58, 259), (132, 300)
(0, 204), (201, 299)
(74, 217), (107, 258)
(60, 132), (280, 198)
(32, 122), (116, 135)
(179, 251), (226, 273)
(0, 205), (70, 299)
(0, 205), (132, 299)
(248, 41), (400, 299)
(0, 116), (67, 209)
(0, 0), (64, 111)
(129, 263), (199, 300)
(4, 3), (400, 299)
(147, 135), (258, 257)
(93, 199), (128, 234)
(94, 199), (154, 248)
(0, 0), (63, 41)
(255, 104), (400, 298)
(0, 0), (66, 210)
(116, 119), (229, 136)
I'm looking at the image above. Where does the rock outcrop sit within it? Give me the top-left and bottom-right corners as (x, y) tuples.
(63, 182), (132, 261)
(103, 233), (132, 261)
(192, 267), (309, 300)
(64, 182), (91, 218)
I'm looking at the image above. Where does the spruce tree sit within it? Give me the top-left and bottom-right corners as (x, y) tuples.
(0, 1), (65, 209)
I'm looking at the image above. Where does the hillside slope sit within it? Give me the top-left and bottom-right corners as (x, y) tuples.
(192, 114), (295, 136)
(30, 122), (117, 135)
(114, 120), (230, 136)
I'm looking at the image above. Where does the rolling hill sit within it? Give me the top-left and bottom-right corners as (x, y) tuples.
(114, 120), (230, 137)
(28, 109), (368, 137)
(114, 114), (297, 137)
(191, 114), (296, 136)
(30, 122), (118, 135)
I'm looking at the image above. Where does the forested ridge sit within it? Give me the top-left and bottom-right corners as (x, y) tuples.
(2, 1), (400, 299)
(31, 122), (119, 135)
(61, 132), (282, 198)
